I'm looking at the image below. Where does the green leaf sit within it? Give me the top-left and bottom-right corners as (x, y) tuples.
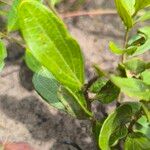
(109, 125), (128, 146)
(125, 132), (150, 150)
(33, 67), (65, 110)
(33, 68), (89, 118)
(141, 102), (150, 122)
(133, 39), (150, 56)
(96, 81), (120, 104)
(135, 116), (150, 138)
(128, 34), (146, 47)
(115, 0), (134, 28)
(89, 77), (108, 93)
(132, 27), (150, 56)
(136, 11), (150, 22)
(109, 41), (137, 55)
(7, 0), (21, 32)
(135, 0), (150, 13)
(0, 39), (7, 71)
(138, 26), (150, 38)
(123, 58), (146, 75)
(25, 49), (42, 72)
(19, 0), (85, 91)
(92, 120), (103, 145)
(99, 103), (141, 150)
(109, 41), (125, 55)
(7, 0), (41, 32)
(141, 70), (150, 85)
(111, 76), (150, 101)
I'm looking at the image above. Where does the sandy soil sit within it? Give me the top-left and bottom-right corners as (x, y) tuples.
(0, 0), (149, 150)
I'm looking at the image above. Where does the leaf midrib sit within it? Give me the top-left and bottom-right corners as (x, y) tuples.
(24, 3), (82, 87)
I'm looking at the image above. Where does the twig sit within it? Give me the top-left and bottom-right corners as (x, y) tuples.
(61, 9), (117, 18)
(83, 76), (99, 111)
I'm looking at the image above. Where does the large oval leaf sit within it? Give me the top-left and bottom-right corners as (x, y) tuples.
(18, 0), (85, 91)
(111, 76), (150, 101)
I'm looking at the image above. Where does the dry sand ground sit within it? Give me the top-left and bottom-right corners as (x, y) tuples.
(0, 0), (149, 149)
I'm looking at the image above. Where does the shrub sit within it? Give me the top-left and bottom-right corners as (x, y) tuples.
(0, 0), (150, 149)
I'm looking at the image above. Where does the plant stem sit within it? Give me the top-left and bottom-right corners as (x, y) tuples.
(128, 110), (142, 133)
(121, 29), (129, 63)
(117, 29), (130, 106)
(83, 76), (99, 110)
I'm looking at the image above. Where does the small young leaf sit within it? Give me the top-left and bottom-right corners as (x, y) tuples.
(133, 39), (150, 56)
(7, 0), (21, 32)
(89, 77), (108, 93)
(19, 0), (85, 91)
(124, 132), (150, 150)
(99, 103), (141, 150)
(111, 76), (150, 101)
(128, 34), (146, 47)
(135, 116), (150, 138)
(96, 81), (120, 104)
(115, 0), (134, 29)
(132, 27), (150, 56)
(109, 41), (137, 55)
(109, 41), (125, 55)
(136, 11), (150, 22)
(0, 39), (7, 71)
(141, 70), (150, 85)
(135, 0), (150, 13)
(123, 58), (146, 75)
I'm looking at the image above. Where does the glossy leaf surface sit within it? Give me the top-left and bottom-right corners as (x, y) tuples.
(135, 0), (150, 13)
(115, 0), (134, 28)
(19, 0), (85, 91)
(111, 76), (150, 101)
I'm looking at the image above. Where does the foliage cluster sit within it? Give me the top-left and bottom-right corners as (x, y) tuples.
(0, 0), (150, 149)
